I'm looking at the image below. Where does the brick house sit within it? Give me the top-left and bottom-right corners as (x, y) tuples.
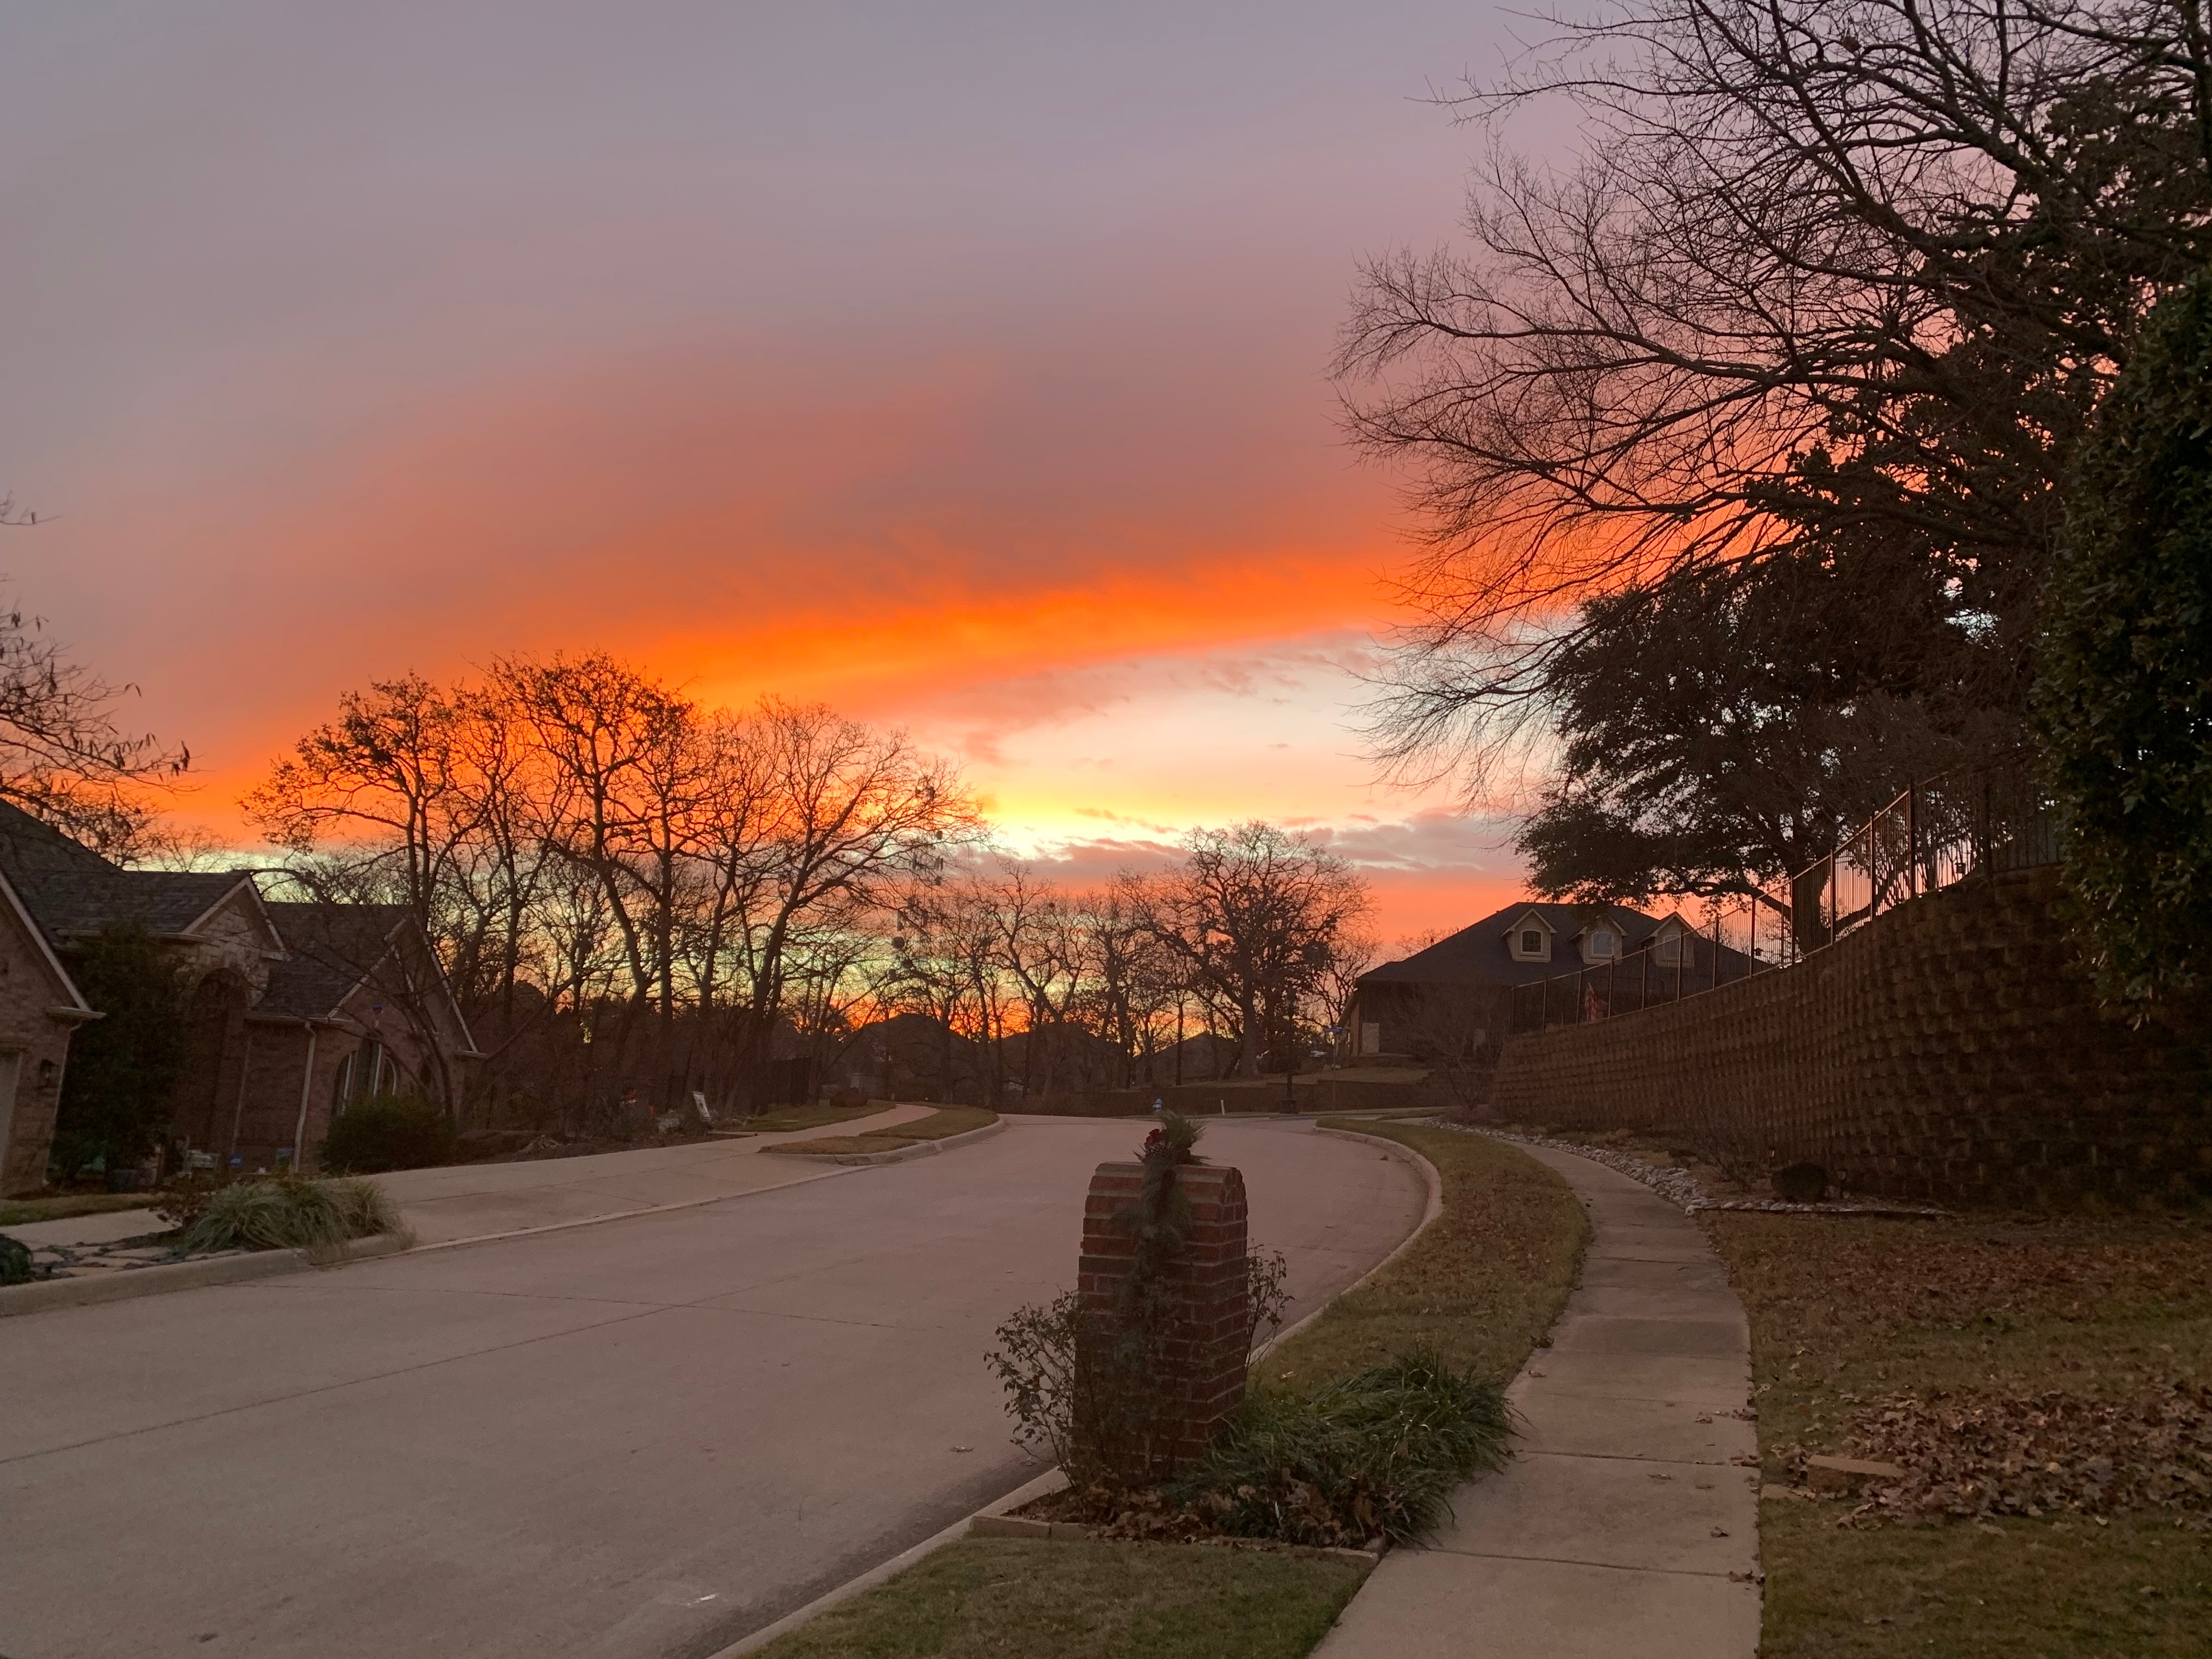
(0, 803), (477, 1195)
(1348, 901), (1669, 1061)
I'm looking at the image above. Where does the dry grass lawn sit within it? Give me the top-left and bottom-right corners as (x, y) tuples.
(746, 1537), (1364, 1659)
(1706, 1208), (2212, 1657)
(0, 1192), (157, 1228)
(764, 1107), (998, 1156)
(1260, 1121), (1588, 1391)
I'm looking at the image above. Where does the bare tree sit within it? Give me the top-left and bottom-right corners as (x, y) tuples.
(1338, 0), (2212, 795)
(0, 601), (188, 855)
(1146, 823), (1372, 1077)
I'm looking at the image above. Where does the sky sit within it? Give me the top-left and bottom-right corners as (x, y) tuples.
(0, 0), (1537, 942)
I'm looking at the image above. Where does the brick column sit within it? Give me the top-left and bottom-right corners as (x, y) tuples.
(1075, 1159), (1249, 1479)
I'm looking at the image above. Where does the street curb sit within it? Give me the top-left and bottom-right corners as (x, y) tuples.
(704, 1464), (1065, 1659)
(705, 1124), (1434, 1656)
(0, 1231), (411, 1318)
(1252, 1124), (1444, 1363)
(761, 1117), (1008, 1166)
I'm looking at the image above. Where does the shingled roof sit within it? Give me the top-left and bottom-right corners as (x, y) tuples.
(1359, 901), (1664, 990)
(255, 901), (412, 1021)
(0, 801), (253, 941)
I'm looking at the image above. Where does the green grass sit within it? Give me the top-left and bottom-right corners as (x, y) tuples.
(1259, 1120), (1588, 1391)
(746, 1537), (1365, 1659)
(0, 1192), (158, 1227)
(764, 1107), (998, 1156)
(1705, 1209), (2212, 1657)
(743, 1101), (908, 1135)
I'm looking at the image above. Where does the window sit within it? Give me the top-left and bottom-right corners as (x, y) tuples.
(1657, 930), (1681, 966)
(1520, 929), (1543, 955)
(1591, 929), (1614, 958)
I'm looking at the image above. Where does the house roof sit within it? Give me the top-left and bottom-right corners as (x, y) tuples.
(255, 901), (411, 1020)
(1358, 901), (1664, 990)
(0, 800), (254, 941)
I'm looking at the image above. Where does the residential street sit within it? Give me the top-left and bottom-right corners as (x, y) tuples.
(0, 1115), (1423, 1659)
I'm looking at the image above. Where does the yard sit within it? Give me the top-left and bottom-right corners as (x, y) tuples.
(1708, 1209), (2211, 1656)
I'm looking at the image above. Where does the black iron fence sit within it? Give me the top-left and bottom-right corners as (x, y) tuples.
(1510, 760), (2063, 1034)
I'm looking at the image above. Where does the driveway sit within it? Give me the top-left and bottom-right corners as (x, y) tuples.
(0, 1115), (1423, 1659)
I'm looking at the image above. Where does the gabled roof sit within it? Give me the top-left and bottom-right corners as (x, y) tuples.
(0, 800), (260, 943)
(1359, 901), (1663, 990)
(0, 865), (93, 1014)
(256, 900), (481, 1054)
(255, 901), (411, 1020)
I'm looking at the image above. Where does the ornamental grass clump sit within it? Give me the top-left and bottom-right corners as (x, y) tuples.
(1171, 1352), (1513, 1547)
(177, 1175), (401, 1258)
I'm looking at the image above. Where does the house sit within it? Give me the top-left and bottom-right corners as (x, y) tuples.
(1348, 901), (1671, 1060)
(0, 802), (477, 1195)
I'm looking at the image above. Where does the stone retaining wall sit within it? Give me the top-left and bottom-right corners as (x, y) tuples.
(1491, 868), (2211, 1206)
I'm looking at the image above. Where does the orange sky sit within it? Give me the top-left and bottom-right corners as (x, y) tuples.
(0, 1), (1534, 946)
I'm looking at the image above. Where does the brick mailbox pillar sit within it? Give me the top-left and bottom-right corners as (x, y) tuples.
(1075, 1159), (1249, 1478)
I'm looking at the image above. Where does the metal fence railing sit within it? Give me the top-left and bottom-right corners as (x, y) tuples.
(1510, 760), (2062, 1035)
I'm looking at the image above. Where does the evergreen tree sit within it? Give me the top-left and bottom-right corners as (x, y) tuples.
(49, 927), (191, 1176)
(2036, 271), (2212, 1006)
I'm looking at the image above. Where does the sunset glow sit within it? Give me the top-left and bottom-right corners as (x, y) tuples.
(1, 1), (1533, 941)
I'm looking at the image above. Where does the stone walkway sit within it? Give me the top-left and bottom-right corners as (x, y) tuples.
(1315, 1142), (1761, 1658)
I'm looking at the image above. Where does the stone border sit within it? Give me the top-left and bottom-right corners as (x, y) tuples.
(0, 1232), (411, 1318)
(1443, 1124), (1949, 1218)
(761, 1117), (1007, 1166)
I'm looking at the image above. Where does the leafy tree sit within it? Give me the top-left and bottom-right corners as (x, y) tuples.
(2036, 269), (2212, 1006)
(1517, 550), (2004, 900)
(49, 927), (191, 1177)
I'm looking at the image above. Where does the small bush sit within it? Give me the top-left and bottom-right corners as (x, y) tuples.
(177, 1175), (401, 1256)
(1171, 1352), (1514, 1547)
(1, 1233), (32, 1285)
(320, 1093), (455, 1174)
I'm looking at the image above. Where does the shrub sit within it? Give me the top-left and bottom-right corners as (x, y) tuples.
(177, 1174), (401, 1256)
(1171, 1352), (1513, 1547)
(48, 926), (191, 1180)
(319, 1093), (455, 1174)
(1, 1233), (31, 1285)
(2036, 268), (2212, 1006)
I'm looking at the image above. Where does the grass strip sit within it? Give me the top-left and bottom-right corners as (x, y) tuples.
(764, 1107), (998, 1156)
(1706, 1209), (2212, 1657)
(745, 1536), (1364, 1659)
(0, 1193), (157, 1228)
(746, 1118), (1581, 1659)
(741, 1102), (910, 1135)
(1259, 1120), (1588, 1392)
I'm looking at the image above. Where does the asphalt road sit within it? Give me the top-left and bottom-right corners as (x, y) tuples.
(0, 1115), (1424, 1659)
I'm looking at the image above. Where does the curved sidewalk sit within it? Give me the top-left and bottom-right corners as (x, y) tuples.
(1316, 1139), (1762, 1659)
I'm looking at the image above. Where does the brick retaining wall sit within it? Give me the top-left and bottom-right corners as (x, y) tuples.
(1491, 868), (2211, 1206)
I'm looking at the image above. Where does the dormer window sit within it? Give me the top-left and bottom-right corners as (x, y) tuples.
(1507, 913), (1554, 962)
(1590, 929), (1614, 958)
(1656, 925), (1683, 965)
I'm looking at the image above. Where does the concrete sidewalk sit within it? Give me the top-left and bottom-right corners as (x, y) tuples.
(4, 1104), (936, 1251)
(1314, 1139), (1761, 1659)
